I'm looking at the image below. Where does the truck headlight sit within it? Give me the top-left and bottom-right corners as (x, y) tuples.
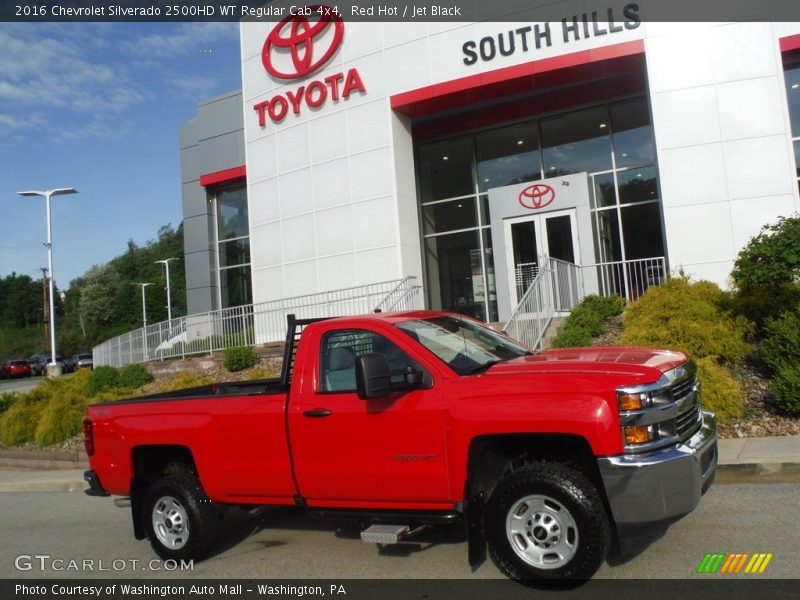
(618, 392), (648, 411)
(623, 425), (654, 444)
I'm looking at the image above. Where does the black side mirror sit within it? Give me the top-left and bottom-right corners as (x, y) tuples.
(403, 367), (423, 386)
(355, 353), (392, 399)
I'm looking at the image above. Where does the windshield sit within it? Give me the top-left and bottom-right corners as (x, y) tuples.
(396, 315), (532, 375)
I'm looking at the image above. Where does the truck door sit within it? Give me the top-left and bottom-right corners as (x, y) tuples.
(289, 327), (450, 506)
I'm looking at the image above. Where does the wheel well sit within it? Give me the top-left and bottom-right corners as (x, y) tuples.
(466, 434), (606, 505)
(131, 445), (197, 488)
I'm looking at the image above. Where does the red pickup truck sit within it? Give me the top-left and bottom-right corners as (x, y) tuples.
(83, 310), (717, 582)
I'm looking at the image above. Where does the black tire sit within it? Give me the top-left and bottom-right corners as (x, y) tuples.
(142, 474), (219, 561)
(486, 462), (611, 582)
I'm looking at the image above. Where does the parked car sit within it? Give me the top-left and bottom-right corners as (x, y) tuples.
(71, 353), (94, 370)
(1, 360), (32, 379)
(27, 352), (67, 375)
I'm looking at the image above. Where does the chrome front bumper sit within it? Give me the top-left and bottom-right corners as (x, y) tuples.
(597, 410), (717, 526)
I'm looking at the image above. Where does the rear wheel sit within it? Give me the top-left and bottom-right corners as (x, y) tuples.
(142, 474), (219, 561)
(486, 462), (611, 582)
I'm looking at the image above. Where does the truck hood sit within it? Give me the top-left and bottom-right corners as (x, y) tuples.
(485, 346), (686, 382)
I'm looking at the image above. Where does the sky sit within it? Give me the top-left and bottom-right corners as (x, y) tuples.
(0, 22), (243, 289)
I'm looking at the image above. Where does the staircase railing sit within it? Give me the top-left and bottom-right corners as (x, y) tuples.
(502, 258), (584, 351)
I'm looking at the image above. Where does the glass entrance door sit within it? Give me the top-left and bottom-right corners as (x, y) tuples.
(504, 209), (579, 308)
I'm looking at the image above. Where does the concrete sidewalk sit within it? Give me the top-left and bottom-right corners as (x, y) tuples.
(0, 436), (799, 493)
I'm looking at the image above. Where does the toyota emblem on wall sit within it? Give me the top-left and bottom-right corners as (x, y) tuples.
(518, 184), (556, 210)
(262, 6), (345, 80)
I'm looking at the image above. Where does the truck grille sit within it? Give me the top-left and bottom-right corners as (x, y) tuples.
(672, 373), (701, 439)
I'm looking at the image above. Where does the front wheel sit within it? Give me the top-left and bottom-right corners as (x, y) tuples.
(486, 462), (611, 582)
(142, 474), (219, 561)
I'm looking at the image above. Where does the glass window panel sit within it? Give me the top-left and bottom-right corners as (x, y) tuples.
(593, 208), (622, 263)
(785, 63), (800, 138)
(481, 229), (498, 322)
(479, 195), (490, 226)
(545, 215), (575, 263)
(424, 230), (487, 321)
(620, 202), (666, 260)
(216, 186), (248, 240)
(610, 98), (655, 168)
(219, 239), (251, 269)
(794, 140), (800, 177)
(422, 198), (478, 235)
(476, 122), (541, 192)
(541, 106), (613, 175)
(510, 220), (539, 301)
(618, 167), (658, 205)
(219, 265), (252, 309)
(593, 172), (616, 208)
(417, 137), (475, 202)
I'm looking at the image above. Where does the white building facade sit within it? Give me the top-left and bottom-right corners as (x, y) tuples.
(189, 6), (800, 323)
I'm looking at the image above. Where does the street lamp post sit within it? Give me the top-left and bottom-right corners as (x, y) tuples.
(155, 257), (178, 323)
(136, 282), (153, 362)
(18, 188), (78, 377)
(136, 283), (153, 327)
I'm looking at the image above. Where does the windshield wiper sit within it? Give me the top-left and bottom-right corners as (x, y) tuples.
(465, 359), (504, 375)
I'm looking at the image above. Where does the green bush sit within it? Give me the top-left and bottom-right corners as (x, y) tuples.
(119, 364), (154, 388)
(773, 363), (800, 415)
(0, 392), (18, 415)
(695, 357), (744, 424)
(0, 392), (46, 446)
(551, 327), (593, 348)
(619, 277), (752, 363)
(727, 284), (800, 331)
(34, 390), (87, 446)
(731, 214), (800, 288)
(223, 346), (256, 372)
(86, 366), (121, 397)
(551, 294), (626, 348)
(760, 308), (800, 372)
(759, 307), (800, 415)
(156, 371), (214, 393)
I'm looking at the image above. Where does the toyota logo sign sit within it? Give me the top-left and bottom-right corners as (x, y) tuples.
(518, 184), (555, 210)
(262, 6), (344, 80)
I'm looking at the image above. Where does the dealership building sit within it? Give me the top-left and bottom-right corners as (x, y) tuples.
(180, 5), (800, 328)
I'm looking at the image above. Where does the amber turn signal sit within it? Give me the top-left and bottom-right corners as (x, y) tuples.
(623, 426), (652, 445)
(619, 392), (646, 411)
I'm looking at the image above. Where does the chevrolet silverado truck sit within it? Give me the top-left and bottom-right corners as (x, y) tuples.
(83, 310), (717, 582)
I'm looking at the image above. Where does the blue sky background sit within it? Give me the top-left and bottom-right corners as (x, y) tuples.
(0, 22), (242, 289)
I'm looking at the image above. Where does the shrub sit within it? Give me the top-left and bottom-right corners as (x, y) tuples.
(731, 214), (800, 288)
(119, 364), (154, 388)
(726, 283), (800, 331)
(86, 366), (121, 397)
(246, 367), (275, 380)
(224, 346), (256, 372)
(0, 392), (18, 415)
(0, 391), (46, 446)
(551, 294), (626, 348)
(759, 307), (800, 415)
(760, 308), (800, 373)
(618, 277), (752, 363)
(156, 371), (214, 393)
(773, 363), (800, 415)
(695, 357), (744, 424)
(35, 390), (87, 446)
(91, 387), (138, 403)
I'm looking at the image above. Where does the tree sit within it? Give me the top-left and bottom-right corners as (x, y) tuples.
(80, 264), (121, 326)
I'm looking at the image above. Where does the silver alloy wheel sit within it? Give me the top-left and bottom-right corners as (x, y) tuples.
(152, 495), (190, 550)
(505, 494), (578, 570)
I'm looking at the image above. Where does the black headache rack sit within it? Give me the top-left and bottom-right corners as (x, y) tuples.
(280, 313), (332, 387)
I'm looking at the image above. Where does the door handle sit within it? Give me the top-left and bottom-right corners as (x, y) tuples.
(303, 408), (333, 418)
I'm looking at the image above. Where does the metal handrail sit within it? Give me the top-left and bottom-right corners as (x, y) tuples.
(93, 277), (422, 368)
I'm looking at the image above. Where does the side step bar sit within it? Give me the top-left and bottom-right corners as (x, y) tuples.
(360, 525), (410, 544)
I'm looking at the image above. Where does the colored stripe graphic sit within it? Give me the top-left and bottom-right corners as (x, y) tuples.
(697, 553), (773, 574)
